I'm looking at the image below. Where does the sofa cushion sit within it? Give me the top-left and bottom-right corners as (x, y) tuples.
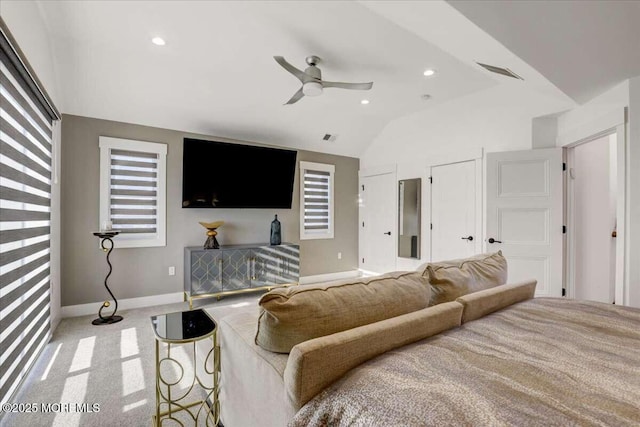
(255, 271), (431, 353)
(424, 251), (507, 306)
(456, 280), (537, 323)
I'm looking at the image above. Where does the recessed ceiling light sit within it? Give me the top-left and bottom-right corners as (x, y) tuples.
(360, 99), (370, 105)
(423, 69), (436, 77)
(151, 37), (166, 46)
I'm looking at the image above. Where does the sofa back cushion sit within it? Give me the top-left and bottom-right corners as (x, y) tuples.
(255, 271), (431, 353)
(424, 251), (507, 306)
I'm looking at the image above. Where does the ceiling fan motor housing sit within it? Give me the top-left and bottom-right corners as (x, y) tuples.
(303, 58), (323, 96)
(304, 65), (321, 81)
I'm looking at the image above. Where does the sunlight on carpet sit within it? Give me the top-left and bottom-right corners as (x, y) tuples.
(69, 336), (95, 373)
(41, 342), (62, 381)
(122, 358), (145, 396)
(52, 372), (88, 427)
(120, 327), (139, 358)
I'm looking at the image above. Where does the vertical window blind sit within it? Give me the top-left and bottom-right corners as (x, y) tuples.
(300, 161), (335, 240)
(109, 149), (159, 234)
(0, 34), (57, 404)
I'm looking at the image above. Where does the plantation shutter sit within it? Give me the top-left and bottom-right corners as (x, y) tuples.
(109, 149), (159, 234)
(0, 26), (59, 405)
(300, 161), (334, 240)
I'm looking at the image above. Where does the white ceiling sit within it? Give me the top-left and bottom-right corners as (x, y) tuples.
(448, 0), (640, 104)
(35, 0), (498, 157)
(14, 0), (638, 157)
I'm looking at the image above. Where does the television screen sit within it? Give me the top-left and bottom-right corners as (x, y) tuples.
(182, 138), (297, 208)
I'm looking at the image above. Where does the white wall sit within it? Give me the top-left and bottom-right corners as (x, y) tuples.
(2, 1), (64, 328)
(628, 77), (640, 307)
(362, 84), (569, 168)
(1, 1), (63, 108)
(556, 80), (629, 146)
(361, 83), (569, 270)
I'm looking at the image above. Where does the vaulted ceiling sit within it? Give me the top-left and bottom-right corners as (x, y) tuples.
(4, 1), (638, 157)
(449, 0), (640, 104)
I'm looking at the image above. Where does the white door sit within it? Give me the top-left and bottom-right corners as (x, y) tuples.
(571, 135), (616, 303)
(431, 161), (480, 262)
(486, 148), (563, 297)
(360, 172), (396, 274)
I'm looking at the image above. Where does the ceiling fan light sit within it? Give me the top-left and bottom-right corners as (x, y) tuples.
(303, 81), (323, 96)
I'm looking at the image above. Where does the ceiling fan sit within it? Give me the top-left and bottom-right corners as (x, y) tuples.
(274, 55), (373, 105)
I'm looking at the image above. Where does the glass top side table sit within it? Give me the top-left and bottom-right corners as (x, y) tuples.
(150, 309), (219, 426)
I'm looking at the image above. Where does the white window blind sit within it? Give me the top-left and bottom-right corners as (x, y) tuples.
(300, 161), (334, 240)
(0, 34), (58, 405)
(99, 137), (167, 248)
(110, 149), (158, 234)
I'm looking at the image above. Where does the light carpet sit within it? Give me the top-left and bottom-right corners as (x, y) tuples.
(0, 293), (263, 427)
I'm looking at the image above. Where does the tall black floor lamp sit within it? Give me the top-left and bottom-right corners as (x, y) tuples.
(92, 231), (123, 325)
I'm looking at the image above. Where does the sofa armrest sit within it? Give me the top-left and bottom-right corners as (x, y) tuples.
(456, 279), (537, 323)
(283, 301), (464, 410)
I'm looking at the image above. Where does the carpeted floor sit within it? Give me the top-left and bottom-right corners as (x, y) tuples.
(0, 293), (263, 427)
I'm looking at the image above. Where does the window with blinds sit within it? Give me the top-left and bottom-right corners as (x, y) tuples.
(299, 161), (335, 240)
(99, 137), (167, 248)
(1, 34), (58, 404)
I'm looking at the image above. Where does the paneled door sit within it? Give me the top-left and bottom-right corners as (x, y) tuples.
(431, 160), (480, 262)
(360, 171), (396, 274)
(486, 148), (563, 297)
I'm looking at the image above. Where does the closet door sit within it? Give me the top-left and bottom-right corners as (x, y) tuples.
(430, 160), (479, 262)
(359, 171), (396, 274)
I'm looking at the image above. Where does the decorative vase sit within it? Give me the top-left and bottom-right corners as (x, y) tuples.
(270, 215), (281, 245)
(199, 221), (224, 249)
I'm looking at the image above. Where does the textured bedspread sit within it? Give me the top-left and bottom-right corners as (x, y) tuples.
(290, 298), (640, 427)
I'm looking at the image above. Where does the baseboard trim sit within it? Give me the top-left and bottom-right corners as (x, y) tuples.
(62, 271), (362, 318)
(358, 269), (382, 277)
(61, 292), (184, 318)
(299, 270), (361, 285)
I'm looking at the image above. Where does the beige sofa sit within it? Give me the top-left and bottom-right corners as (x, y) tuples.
(205, 251), (534, 427)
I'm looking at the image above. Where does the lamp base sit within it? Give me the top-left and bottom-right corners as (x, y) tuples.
(92, 315), (123, 325)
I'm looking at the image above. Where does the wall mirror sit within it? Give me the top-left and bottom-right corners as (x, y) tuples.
(398, 178), (421, 259)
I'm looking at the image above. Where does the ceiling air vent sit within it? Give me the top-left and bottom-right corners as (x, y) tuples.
(322, 134), (338, 142)
(476, 62), (524, 80)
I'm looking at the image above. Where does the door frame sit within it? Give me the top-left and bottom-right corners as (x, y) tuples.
(564, 124), (627, 304)
(428, 154), (483, 261)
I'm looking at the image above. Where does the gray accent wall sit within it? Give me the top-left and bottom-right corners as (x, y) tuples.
(61, 114), (359, 306)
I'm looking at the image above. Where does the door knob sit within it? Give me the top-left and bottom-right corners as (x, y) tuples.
(461, 236), (474, 241)
(487, 238), (502, 244)
(384, 231), (392, 235)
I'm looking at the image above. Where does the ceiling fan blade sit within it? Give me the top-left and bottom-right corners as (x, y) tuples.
(274, 56), (308, 82)
(284, 87), (305, 105)
(322, 81), (373, 91)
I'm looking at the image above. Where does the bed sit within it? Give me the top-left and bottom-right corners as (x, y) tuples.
(291, 297), (640, 426)
(204, 253), (640, 427)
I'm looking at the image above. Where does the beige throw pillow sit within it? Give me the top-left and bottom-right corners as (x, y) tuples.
(255, 271), (431, 353)
(425, 251), (507, 306)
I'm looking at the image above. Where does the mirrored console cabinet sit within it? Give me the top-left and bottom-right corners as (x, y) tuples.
(184, 243), (300, 308)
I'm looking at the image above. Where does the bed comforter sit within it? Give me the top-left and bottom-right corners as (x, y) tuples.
(290, 298), (640, 427)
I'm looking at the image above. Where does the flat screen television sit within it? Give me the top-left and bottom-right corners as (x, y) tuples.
(182, 138), (297, 208)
